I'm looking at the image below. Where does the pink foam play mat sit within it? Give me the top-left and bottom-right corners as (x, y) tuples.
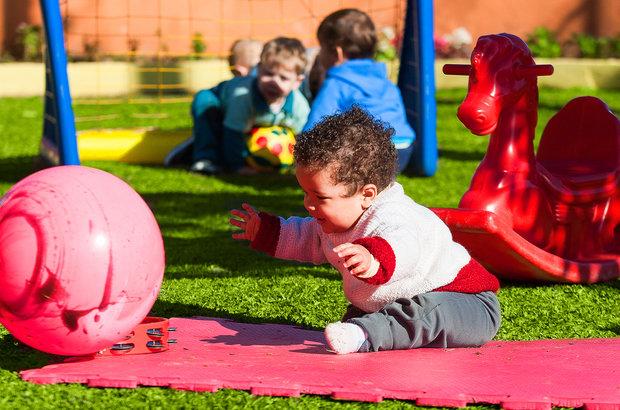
(20, 317), (620, 409)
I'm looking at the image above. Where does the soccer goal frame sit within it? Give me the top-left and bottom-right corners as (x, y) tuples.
(39, 0), (437, 176)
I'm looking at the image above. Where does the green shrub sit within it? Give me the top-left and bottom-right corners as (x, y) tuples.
(191, 32), (207, 60)
(573, 33), (620, 58)
(574, 33), (601, 58)
(526, 27), (562, 58)
(15, 23), (42, 61)
(611, 35), (620, 58)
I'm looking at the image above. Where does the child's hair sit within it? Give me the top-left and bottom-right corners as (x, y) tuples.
(228, 39), (263, 76)
(305, 48), (326, 99)
(295, 106), (398, 195)
(317, 9), (377, 59)
(260, 37), (307, 75)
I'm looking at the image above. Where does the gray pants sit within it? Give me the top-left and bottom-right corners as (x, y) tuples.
(344, 291), (501, 351)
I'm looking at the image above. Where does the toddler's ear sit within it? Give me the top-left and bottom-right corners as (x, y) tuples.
(361, 184), (377, 209)
(335, 46), (346, 65)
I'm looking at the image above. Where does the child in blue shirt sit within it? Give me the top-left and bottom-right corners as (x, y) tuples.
(183, 37), (310, 175)
(304, 9), (415, 172)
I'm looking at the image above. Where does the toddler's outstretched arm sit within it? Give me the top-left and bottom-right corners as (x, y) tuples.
(230, 203), (261, 241)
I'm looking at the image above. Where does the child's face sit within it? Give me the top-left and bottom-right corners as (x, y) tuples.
(296, 166), (368, 234)
(257, 61), (303, 104)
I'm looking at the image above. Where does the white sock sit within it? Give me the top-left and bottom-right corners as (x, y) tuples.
(324, 322), (367, 354)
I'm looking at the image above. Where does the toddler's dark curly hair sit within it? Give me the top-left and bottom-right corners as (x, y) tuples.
(294, 106), (398, 196)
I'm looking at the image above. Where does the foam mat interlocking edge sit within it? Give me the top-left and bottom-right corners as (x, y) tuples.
(20, 317), (620, 409)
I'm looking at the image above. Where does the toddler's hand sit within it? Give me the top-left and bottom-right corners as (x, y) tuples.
(333, 243), (375, 278)
(230, 203), (261, 241)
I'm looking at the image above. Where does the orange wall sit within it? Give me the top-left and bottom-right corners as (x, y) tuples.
(1, 0), (619, 58)
(435, 0), (620, 44)
(55, 0), (406, 57)
(1, 0), (41, 56)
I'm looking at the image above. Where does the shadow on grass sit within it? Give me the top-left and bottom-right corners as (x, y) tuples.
(143, 188), (338, 281)
(0, 156), (39, 185)
(163, 233), (339, 281)
(600, 279), (620, 290)
(149, 299), (323, 331)
(438, 148), (485, 162)
(215, 172), (301, 191)
(152, 166), (301, 191)
(0, 333), (61, 372)
(144, 190), (306, 233)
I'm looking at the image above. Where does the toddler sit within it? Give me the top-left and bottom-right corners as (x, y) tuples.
(304, 9), (416, 173)
(230, 107), (501, 354)
(228, 39), (263, 77)
(167, 37), (310, 174)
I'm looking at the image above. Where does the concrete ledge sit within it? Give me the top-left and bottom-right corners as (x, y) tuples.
(1, 58), (618, 98)
(537, 58), (620, 89)
(0, 63), (45, 97)
(67, 62), (136, 97)
(180, 60), (232, 93)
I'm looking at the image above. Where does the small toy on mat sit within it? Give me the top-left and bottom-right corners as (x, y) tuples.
(98, 317), (176, 356)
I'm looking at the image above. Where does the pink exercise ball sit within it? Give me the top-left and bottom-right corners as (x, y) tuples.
(0, 166), (165, 355)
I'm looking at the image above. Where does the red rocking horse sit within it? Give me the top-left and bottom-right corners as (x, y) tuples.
(433, 33), (619, 283)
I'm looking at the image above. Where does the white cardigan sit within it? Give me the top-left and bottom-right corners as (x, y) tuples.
(271, 182), (471, 312)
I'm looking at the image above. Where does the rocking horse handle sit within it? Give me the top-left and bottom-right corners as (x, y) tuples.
(442, 64), (471, 76)
(443, 63), (554, 77)
(516, 64), (554, 77)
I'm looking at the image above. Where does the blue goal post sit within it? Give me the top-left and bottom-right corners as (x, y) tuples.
(38, 0), (436, 174)
(39, 0), (80, 166)
(398, 0), (438, 176)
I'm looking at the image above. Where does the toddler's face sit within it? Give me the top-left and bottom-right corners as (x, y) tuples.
(257, 61), (303, 104)
(296, 166), (367, 234)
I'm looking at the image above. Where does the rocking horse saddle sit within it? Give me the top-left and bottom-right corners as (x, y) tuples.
(536, 96), (620, 204)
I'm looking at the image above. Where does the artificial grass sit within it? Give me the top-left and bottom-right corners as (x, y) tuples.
(0, 88), (618, 409)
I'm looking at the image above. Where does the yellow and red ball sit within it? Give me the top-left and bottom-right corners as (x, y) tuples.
(246, 126), (296, 172)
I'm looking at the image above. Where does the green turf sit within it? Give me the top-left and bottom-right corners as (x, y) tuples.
(0, 88), (618, 409)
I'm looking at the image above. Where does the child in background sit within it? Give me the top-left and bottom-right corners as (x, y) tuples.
(189, 37), (310, 175)
(300, 47), (326, 104)
(230, 107), (500, 354)
(228, 39), (263, 77)
(304, 9), (416, 173)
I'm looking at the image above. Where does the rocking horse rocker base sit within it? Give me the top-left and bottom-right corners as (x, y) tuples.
(439, 33), (620, 283)
(432, 208), (619, 283)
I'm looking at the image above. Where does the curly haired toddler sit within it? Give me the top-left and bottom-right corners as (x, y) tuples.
(230, 107), (501, 354)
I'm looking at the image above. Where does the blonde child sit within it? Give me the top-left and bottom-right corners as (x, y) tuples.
(228, 39), (263, 77)
(230, 107), (500, 354)
(188, 37), (309, 174)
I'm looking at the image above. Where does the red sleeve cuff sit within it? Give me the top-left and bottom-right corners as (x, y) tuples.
(436, 258), (500, 293)
(250, 212), (280, 256)
(353, 237), (396, 285)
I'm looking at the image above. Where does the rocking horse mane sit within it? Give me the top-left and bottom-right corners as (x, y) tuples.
(472, 33), (535, 68)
